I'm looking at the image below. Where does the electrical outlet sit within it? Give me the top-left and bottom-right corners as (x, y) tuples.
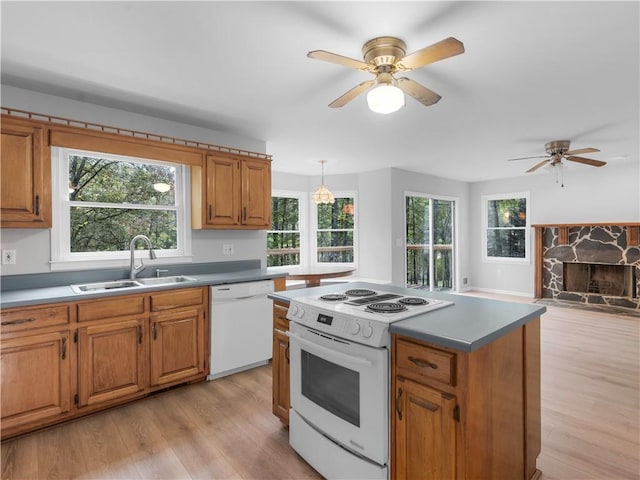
(463, 276), (469, 285)
(223, 244), (234, 255)
(2, 250), (17, 265)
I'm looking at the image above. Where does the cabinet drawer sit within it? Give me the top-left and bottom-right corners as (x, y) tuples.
(396, 338), (456, 386)
(273, 303), (289, 332)
(1, 304), (70, 333)
(77, 295), (146, 322)
(150, 288), (204, 312)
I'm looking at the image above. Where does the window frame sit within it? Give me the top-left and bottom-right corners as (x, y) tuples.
(50, 146), (191, 271)
(312, 190), (358, 267)
(267, 190), (307, 269)
(404, 191), (458, 290)
(481, 191), (530, 264)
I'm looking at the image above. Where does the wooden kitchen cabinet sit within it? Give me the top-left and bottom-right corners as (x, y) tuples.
(0, 286), (209, 440)
(391, 320), (542, 480)
(77, 318), (146, 407)
(393, 377), (456, 480)
(0, 330), (71, 436)
(192, 152), (271, 229)
(272, 301), (290, 425)
(0, 115), (51, 228)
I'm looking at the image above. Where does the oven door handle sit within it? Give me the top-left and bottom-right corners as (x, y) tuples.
(286, 331), (373, 367)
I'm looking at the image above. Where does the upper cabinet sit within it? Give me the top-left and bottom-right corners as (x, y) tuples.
(192, 152), (271, 229)
(0, 116), (51, 228)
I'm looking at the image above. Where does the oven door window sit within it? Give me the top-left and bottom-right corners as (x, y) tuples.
(301, 350), (360, 427)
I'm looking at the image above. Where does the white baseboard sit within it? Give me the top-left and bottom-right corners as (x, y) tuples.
(465, 286), (535, 298)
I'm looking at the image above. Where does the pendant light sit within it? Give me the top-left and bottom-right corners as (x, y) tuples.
(312, 160), (335, 204)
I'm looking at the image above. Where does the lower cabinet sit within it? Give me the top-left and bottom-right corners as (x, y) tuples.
(393, 377), (456, 480)
(391, 320), (542, 480)
(150, 307), (205, 386)
(0, 330), (71, 433)
(272, 301), (290, 425)
(0, 286), (209, 439)
(77, 318), (146, 407)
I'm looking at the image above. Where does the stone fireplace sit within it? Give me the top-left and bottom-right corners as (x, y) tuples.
(533, 223), (640, 311)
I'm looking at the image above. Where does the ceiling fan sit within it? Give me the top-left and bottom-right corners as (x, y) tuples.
(508, 140), (607, 173)
(307, 36), (464, 113)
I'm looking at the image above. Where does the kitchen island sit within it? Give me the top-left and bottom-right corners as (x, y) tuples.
(269, 281), (545, 480)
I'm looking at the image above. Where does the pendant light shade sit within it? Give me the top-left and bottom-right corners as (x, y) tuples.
(313, 160), (335, 204)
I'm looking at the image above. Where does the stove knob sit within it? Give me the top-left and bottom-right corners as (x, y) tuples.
(362, 324), (374, 338)
(351, 321), (361, 335)
(297, 307), (305, 318)
(289, 305), (298, 317)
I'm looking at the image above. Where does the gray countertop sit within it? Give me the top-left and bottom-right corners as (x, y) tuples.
(1, 264), (287, 309)
(268, 281), (546, 352)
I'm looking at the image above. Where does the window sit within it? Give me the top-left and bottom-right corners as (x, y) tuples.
(405, 194), (456, 290)
(315, 194), (356, 264)
(268, 193), (304, 267)
(51, 147), (190, 268)
(482, 192), (529, 262)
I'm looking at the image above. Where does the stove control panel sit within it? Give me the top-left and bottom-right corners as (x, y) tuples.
(287, 301), (389, 348)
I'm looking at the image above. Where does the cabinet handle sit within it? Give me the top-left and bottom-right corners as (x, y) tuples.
(61, 337), (67, 360)
(243, 207), (247, 222)
(285, 343), (290, 364)
(138, 325), (143, 344)
(395, 388), (403, 420)
(410, 396), (440, 412)
(1, 317), (36, 326)
(152, 322), (158, 340)
(208, 205), (212, 220)
(409, 356), (438, 369)
(34, 195), (40, 216)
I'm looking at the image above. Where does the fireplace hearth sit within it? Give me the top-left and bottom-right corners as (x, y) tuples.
(534, 223), (640, 311)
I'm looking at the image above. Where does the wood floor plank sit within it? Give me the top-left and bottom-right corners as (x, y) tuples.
(1, 292), (638, 479)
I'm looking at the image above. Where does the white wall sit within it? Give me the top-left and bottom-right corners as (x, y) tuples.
(0, 85), (269, 275)
(468, 162), (640, 295)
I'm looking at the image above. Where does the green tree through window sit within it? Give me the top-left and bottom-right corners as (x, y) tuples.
(317, 197), (355, 263)
(268, 196), (301, 266)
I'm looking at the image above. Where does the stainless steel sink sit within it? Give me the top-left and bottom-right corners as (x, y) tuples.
(136, 275), (197, 286)
(71, 280), (143, 294)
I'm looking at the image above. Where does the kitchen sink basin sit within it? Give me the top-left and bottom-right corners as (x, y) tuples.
(71, 280), (143, 294)
(136, 275), (197, 286)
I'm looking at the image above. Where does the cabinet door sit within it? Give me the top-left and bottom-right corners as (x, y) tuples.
(77, 319), (146, 407)
(393, 377), (456, 480)
(1, 331), (71, 432)
(272, 329), (290, 424)
(149, 307), (205, 386)
(241, 159), (271, 227)
(206, 155), (240, 226)
(0, 117), (50, 227)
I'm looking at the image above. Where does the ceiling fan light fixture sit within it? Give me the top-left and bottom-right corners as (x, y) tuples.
(366, 81), (405, 114)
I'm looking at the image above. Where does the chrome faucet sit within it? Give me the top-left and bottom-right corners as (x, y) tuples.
(129, 235), (157, 280)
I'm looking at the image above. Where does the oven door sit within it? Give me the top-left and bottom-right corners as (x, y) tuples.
(288, 321), (389, 466)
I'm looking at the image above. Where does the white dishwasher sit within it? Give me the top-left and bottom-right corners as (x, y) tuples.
(208, 280), (275, 380)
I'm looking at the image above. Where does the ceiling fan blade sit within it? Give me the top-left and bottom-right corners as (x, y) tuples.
(526, 159), (551, 173)
(395, 37), (465, 71)
(565, 156), (607, 167)
(328, 80), (375, 108)
(396, 77), (441, 106)
(507, 155), (549, 162)
(564, 147), (600, 156)
(307, 50), (373, 72)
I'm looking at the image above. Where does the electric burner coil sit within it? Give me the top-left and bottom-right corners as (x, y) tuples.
(398, 297), (429, 306)
(320, 294), (348, 301)
(366, 302), (407, 314)
(345, 289), (377, 297)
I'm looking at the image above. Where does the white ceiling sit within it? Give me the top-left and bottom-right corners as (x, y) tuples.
(2, 1), (638, 182)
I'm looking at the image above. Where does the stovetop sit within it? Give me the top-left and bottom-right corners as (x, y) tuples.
(291, 288), (453, 323)
(286, 288), (454, 347)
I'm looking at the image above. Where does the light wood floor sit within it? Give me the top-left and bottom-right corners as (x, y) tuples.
(2, 295), (639, 480)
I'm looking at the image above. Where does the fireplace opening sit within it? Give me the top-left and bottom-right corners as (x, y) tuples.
(563, 263), (636, 298)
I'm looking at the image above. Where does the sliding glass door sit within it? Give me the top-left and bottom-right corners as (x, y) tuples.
(405, 194), (456, 290)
